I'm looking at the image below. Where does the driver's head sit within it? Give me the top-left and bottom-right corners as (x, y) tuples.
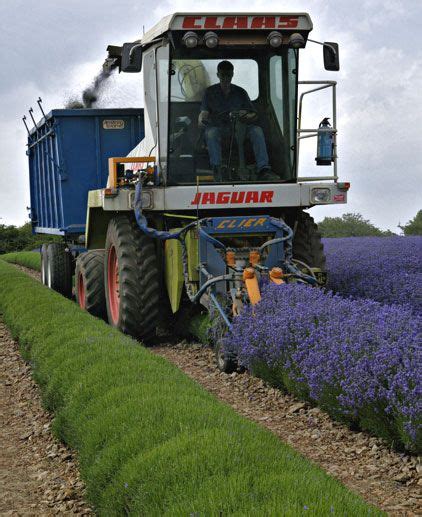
(217, 61), (234, 86)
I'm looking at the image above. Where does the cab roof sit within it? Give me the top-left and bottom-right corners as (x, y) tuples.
(141, 12), (313, 47)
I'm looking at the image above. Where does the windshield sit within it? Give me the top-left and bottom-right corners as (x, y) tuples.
(167, 47), (297, 185)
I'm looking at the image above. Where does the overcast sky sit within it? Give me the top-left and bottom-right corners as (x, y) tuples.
(0, 0), (420, 231)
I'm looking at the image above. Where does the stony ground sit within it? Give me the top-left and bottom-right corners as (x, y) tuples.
(1, 264), (421, 516)
(0, 319), (93, 515)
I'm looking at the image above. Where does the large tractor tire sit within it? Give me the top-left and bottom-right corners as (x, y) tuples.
(46, 243), (73, 298)
(104, 215), (159, 344)
(292, 211), (326, 270)
(40, 243), (48, 286)
(75, 250), (106, 319)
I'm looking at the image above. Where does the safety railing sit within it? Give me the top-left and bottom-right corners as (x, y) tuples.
(296, 80), (337, 182)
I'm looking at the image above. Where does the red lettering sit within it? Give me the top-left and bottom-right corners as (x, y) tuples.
(222, 16), (248, 29)
(260, 191), (274, 203)
(216, 192), (231, 203)
(277, 16), (298, 28)
(251, 16), (275, 29)
(231, 191), (245, 204)
(202, 192), (215, 204)
(191, 192), (201, 205)
(245, 191), (259, 203)
(182, 16), (203, 29)
(204, 16), (221, 29)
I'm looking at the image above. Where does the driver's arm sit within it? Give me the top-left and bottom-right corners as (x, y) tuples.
(198, 89), (210, 128)
(239, 90), (258, 122)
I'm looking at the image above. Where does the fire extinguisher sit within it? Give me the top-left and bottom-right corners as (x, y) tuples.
(316, 117), (333, 165)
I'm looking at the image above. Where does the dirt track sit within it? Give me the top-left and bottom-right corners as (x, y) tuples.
(0, 319), (92, 515)
(1, 264), (421, 515)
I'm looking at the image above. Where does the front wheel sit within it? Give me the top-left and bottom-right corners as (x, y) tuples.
(292, 211), (326, 271)
(104, 215), (160, 343)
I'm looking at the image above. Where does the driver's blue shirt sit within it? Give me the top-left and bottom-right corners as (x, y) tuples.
(200, 84), (255, 126)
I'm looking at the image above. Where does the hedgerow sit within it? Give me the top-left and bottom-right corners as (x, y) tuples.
(0, 260), (377, 515)
(0, 251), (41, 271)
(224, 283), (422, 453)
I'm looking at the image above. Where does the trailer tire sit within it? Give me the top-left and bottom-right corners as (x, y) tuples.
(104, 215), (159, 344)
(40, 244), (48, 286)
(46, 243), (73, 298)
(75, 250), (106, 319)
(292, 211), (326, 270)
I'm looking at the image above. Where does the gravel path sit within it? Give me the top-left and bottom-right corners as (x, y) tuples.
(4, 264), (422, 516)
(0, 319), (93, 515)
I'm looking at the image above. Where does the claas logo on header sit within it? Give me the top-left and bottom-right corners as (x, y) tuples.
(182, 16), (299, 30)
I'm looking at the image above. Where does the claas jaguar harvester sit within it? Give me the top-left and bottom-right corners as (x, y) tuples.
(25, 13), (350, 371)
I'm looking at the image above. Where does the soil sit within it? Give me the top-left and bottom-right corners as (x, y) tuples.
(0, 319), (93, 515)
(3, 264), (421, 516)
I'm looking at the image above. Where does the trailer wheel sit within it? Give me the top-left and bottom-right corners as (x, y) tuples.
(104, 215), (159, 343)
(46, 243), (73, 298)
(292, 211), (326, 270)
(75, 250), (106, 319)
(40, 244), (48, 285)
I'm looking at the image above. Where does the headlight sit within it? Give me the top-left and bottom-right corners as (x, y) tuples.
(311, 188), (330, 203)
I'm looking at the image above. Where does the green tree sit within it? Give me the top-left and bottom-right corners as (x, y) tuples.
(399, 210), (422, 235)
(317, 213), (392, 238)
(0, 222), (59, 255)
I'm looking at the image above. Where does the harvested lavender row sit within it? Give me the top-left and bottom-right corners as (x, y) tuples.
(223, 283), (422, 453)
(323, 236), (422, 311)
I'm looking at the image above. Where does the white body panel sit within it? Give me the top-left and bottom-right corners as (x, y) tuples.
(94, 183), (347, 212)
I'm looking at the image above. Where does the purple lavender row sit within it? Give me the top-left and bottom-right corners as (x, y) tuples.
(223, 283), (422, 453)
(323, 236), (422, 312)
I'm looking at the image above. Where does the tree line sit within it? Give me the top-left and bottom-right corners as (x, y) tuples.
(0, 210), (420, 253)
(317, 210), (421, 238)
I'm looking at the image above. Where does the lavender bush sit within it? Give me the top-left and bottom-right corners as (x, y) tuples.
(323, 236), (422, 312)
(224, 284), (422, 452)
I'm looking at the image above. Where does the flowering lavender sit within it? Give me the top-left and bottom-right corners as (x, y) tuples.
(323, 236), (422, 312)
(224, 284), (422, 452)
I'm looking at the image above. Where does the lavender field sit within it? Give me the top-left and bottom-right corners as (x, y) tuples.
(225, 236), (422, 453)
(324, 236), (422, 312)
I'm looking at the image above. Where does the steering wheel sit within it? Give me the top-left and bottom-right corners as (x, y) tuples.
(216, 109), (257, 123)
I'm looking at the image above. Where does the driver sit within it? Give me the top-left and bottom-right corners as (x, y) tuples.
(198, 60), (278, 181)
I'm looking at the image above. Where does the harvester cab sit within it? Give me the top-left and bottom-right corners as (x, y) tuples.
(26, 13), (349, 372)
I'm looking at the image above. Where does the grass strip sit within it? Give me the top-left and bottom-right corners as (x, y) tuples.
(0, 259), (381, 515)
(1, 251), (41, 271)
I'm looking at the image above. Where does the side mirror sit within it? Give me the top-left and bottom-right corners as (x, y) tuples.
(323, 42), (340, 71)
(121, 42), (143, 73)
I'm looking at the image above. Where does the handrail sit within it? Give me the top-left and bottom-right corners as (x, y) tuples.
(297, 80), (338, 182)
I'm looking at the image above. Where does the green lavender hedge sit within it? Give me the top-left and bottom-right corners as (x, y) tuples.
(0, 251), (41, 271)
(0, 260), (380, 515)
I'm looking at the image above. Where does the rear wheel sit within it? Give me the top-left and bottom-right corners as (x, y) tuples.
(75, 250), (106, 319)
(46, 243), (73, 297)
(292, 211), (326, 270)
(104, 215), (159, 343)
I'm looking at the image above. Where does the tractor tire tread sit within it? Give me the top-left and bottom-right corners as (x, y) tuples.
(76, 250), (107, 319)
(105, 215), (159, 343)
(292, 211), (326, 270)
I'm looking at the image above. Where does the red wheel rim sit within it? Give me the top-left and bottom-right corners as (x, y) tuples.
(77, 272), (86, 309)
(107, 246), (120, 325)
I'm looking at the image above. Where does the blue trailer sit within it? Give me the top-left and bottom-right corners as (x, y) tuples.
(27, 108), (144, 237)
